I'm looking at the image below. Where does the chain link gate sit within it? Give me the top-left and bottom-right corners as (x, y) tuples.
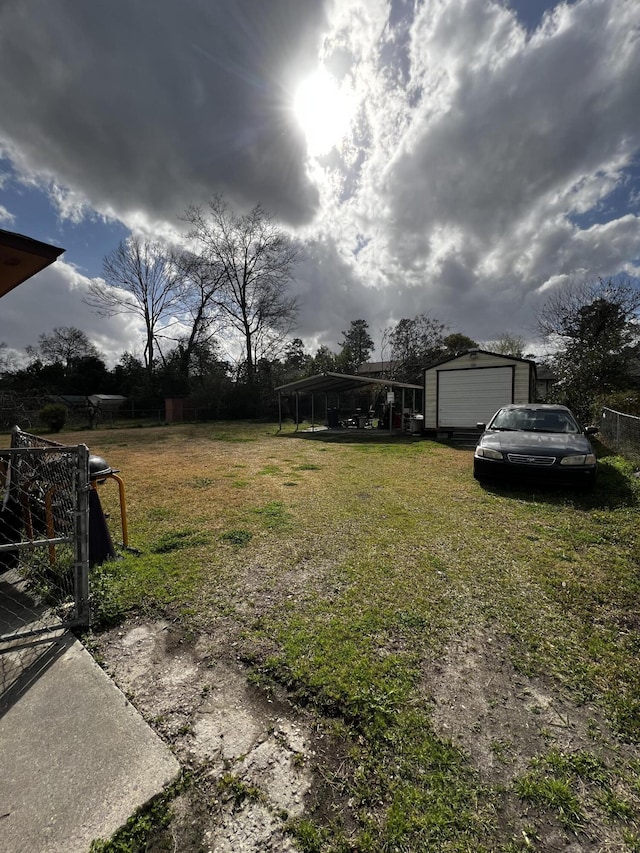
(0, 427), (90, 643)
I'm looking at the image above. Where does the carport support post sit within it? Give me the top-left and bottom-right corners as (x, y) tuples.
(278, 393), (282, 432)
(311, 393), (315, 431)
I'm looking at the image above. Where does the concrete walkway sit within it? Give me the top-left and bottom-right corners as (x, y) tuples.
(0, 624), (180, 853)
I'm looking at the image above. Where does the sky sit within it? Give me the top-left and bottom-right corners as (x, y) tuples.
(0, 0), (639, 368)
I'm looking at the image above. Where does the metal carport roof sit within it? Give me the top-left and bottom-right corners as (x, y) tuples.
(275, 371), (421, 395)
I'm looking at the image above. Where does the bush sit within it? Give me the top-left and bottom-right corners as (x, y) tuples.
(38, 403), (68, 432)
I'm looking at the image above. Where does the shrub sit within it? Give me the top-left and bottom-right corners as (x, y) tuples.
(38, 403), (68, 433)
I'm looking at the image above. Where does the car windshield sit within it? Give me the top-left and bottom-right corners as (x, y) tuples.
(489, 408), (581, 434)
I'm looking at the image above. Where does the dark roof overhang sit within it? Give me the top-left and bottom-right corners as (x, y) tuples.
(422, 348), (537, 372)
(0, 228), (65, 299)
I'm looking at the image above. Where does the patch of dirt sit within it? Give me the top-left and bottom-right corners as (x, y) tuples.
(92, 618), (349, 853)
(427, 627), (638, 851)
(431, 630), (589, 785)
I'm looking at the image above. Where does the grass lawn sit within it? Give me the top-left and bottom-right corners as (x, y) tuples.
(30, 421), (640, 851)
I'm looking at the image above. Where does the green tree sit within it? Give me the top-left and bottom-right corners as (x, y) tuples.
(10, 358), (66, 392)
(337, 319), (374, 373)
(309, 345), (336, 375)
(443, 333), (478, 355)
(185, 339), (228, 384)
(283, 338), (311, 375)
(112, 352), (147, 397)
(389, 314), (448, 382)
(157, 339), (228, 396)
(65, 355), (112, 395)
(537, 278), (640, 421)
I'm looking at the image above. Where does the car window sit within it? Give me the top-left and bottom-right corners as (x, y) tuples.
(535, 412), (580, 433)
(490, 409), (581, 433)
(491, 409), (534, 430)
(490, 410), (511, 429)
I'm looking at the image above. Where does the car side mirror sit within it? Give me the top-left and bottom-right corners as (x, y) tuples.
(584, 425), (598, 436)
(476, 422), (486, 430)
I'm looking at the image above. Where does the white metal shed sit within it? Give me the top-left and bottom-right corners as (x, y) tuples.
(423, 350), (537, 430)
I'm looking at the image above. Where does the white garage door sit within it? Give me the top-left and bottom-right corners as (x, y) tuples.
(438, 367), (513, 428)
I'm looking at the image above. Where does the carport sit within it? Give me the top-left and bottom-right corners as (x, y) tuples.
(275, 371), (423, 433)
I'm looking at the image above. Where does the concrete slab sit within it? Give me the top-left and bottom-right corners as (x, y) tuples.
(0, 630), (180, 853)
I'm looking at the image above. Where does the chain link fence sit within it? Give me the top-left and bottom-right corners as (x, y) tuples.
(1, 428), (90, 644)
(600, 407), (640, 468)
(0, 391), (38, 431)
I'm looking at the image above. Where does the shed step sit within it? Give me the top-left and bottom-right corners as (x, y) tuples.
(450, 429), (482, 448)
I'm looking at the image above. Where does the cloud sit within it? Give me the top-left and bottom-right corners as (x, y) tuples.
(291, 236), (384, 350)
(308, 0), (640, 341)
(0, 205), (15, 225)
(0, 0), (639, 357)
(0, 1), (329, 231)
(0, 261), (142, 366)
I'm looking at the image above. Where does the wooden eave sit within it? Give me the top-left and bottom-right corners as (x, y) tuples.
(0, 228), (65, 299)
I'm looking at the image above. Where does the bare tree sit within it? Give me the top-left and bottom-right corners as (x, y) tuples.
(27, 327), (99, 374)
(184, 197), (299, 384)
(163, 250), (226, 383)
(484, 332), (526, 358)
(0, 342), (17, 374)
(85, 237), (179, 384)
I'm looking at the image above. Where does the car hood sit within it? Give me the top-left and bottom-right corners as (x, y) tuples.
(480, 430), (594, 455)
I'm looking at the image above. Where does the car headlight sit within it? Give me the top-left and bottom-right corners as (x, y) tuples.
(560, 453), (597, 466)
(475, 447), (504, 460)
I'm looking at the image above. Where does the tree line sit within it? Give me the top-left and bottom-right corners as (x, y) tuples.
(0, 316), (523, 422)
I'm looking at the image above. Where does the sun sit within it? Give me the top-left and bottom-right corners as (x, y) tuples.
(293, 69), (352, 156)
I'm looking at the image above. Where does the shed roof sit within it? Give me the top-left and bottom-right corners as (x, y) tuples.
(275, 371), (421, 395)
(0, 228), (65, 299)
(423, 348), (537, 372)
